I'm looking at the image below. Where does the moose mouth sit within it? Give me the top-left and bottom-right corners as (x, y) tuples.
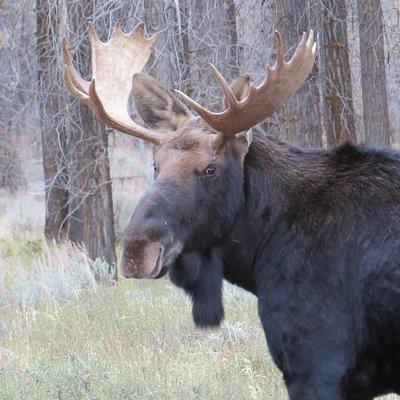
(120, 238), (184, 280)
(154, 265), (168, 279)
(119, 245), (170, 279)
(147, 240), (185, 279)
(149, 246), (165, 279)
(153, 241), (184, 279)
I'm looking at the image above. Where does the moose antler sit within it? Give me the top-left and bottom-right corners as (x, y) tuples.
(62, 22), (162, 145)
(175, 30), (317, 149)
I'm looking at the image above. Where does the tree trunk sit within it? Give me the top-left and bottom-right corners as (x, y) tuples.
(74, 113), (116, 277)
(189, 0), (240, 109)
(274, 0), (322, 147)
(66, 3), (117, 279)
(357, 0), (391, 146)
(319, 0), (357, 147)
(0, 1), (37, 194)
(0, 138), (25, 193)
(143, 0), (191, 92)
(36, 0), (69, 242)
(220, 0), (240, 82)
(174, 0), (192, 95)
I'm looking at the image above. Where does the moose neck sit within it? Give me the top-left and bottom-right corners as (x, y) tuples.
(221, 129), (329, 294)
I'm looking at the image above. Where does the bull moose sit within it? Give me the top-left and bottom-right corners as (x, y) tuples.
(62, 22), (400, 399)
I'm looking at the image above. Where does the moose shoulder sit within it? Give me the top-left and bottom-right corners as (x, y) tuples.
(63, 23), (400, 399)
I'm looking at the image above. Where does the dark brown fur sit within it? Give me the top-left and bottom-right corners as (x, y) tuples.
(119, 75), (400, 399)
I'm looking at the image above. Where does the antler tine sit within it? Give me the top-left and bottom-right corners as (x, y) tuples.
(113, 21), (123, 35)
(88, 79), (160, 144)
(174, 63), (243, 129)
(306, 29), (314, 47)
(274, 30), (285, 67)
(62, 22), (162, 145)
(63, 66), (89, 103)
(208, 63), (240, 111)
(288, 31), (308, 65)
(62, 37), (90, 98)
(173, 89), (216, 123)
(176, 29), (317, 145)
(88, 21), (99, 44)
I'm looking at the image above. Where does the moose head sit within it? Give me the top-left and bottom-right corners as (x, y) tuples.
(62, 22), (316, 280)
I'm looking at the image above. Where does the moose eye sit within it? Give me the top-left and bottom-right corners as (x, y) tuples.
(153, 164), (159, 174)
(204, 165), (217, 177)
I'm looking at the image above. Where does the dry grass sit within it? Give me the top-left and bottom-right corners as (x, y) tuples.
(0, 277), (286, 399)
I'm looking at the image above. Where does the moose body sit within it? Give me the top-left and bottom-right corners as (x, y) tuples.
(172, 130), (400, 399)
(63, 22), (400, 399)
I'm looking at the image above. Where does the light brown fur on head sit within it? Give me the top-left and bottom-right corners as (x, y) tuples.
(155, 118), (219, 182)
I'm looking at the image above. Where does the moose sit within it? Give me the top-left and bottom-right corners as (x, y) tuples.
(63, 22), (400, 399)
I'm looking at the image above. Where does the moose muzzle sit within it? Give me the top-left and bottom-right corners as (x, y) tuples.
(120, 239), (167, 279)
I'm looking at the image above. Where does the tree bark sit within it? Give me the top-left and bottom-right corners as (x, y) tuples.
(319, 0), (357, 147)
(143, 0), (192, 92)
(0, 1), (36, 194)
(73, 113), (116, 278)
(274, 0), (322, 147)
(190, 0), (240, 109)
(220, 0), (240, 82)
(357, 0), (391, 146)
(174, 0), (192, 95)
(36, 0), (69, 242)
(66, 3), (117, 279)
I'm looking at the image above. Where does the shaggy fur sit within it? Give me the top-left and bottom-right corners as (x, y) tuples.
(169, 248), (224, 328)
(121, 75), (400, 399)
(131, 129), (400, 399)
(219, 132), (400, 399)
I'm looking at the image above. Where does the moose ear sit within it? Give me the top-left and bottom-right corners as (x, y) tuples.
(132, 73), (191, 132)
(223, 74), (252, 154)
(235, 129), (253, 154)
